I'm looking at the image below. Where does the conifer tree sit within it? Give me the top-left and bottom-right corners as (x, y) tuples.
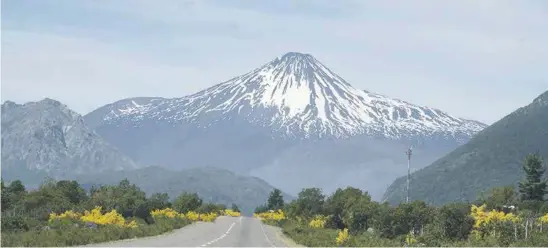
(267, 188), (285, 210)
(518, 153), (547, 201)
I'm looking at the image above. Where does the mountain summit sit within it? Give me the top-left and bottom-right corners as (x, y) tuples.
(94, 52), (485, 140)
(85, 52), (487, 198)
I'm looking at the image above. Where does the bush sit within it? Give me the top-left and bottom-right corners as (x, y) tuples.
(280, 220), (339, 247)
(308, 215), (327, 228)
(1, 217), (192, 247)
(1, 214), (30, 232)
(349, 232), (401, 247)
(224, 209), (241, 217)
(0, 178), (209, 247)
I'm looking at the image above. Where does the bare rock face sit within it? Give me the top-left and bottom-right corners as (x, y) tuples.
(1, 98), (138, 185)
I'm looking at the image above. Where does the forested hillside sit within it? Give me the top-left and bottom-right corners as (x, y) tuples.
(384, 91), (548, 205)
(254, 153), (548, 247)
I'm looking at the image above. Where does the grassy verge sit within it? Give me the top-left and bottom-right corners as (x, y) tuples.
(277, 220), (339, 247)
(278, 220), (401, 247)
(1, 218), (190, 247)
(272, 219), (548, 247)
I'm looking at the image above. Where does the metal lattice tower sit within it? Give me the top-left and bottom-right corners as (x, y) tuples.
(405, 147), (412, 203)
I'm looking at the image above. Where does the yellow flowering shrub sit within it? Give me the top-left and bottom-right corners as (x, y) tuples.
(336, 228), (349, 245)
(405, 232), (417, 245)
(538, 213), (548, 224)
(503, 212), (521, 223)
(471, 204), (488, 229)
(80, 206), (136, 228)
(49, 210), (81, 223)
(49, 207), (138, 228)
(125, 220), (138, 228)
(150, 208), (218, 222)
(151, 208), (184, 219)
(186, 211), (200, 221)
(470, 204), (522, 239)
(254, 210), (286, 222)
(224, 209), (241, 217)
(308, 215), (327, 228)
(199, 212), (218, 222)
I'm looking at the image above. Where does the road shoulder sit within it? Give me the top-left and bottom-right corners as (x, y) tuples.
(264, 223), (304, 247)
(80, 221), (203, 247)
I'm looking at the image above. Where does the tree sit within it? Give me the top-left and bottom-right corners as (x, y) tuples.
(148, 192), (171, 210)
(428, 203), (474, 241)
(393, 201), (434, 236)
(324, 187), (369, 229)
(7, 180), (26, 196)
(254, 204), (268, 214)
(518, 153), (547, 202)
(343, 196), (376, 234)
(292, 188), (325, 219)
(267, 189), (284, 210)
(197, 203), (220, 214)
(371, 202), (396, 238)
(1, 179), (10, 211)
(231, 203), (240, 213)
(216, 204), (227, 211)
(22, 180), (74, 220)
(173, 192), (202, 213)
(477, 185), (517, 210)
(87, 179), (148, 218)
(4, 180), (28, 211)
(56, 180), (88, 205)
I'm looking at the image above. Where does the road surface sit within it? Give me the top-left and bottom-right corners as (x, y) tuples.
(83, 216), (301, 247)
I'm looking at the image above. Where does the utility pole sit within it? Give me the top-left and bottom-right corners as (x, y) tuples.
(405, 147), (412, 203)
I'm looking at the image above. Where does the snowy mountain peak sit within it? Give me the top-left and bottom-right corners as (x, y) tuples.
(266, 52), (329, 85)
(97, 52), (486, 140)
(276, 52), (314, 62)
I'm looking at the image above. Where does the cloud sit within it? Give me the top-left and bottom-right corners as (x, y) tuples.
(205, 0), (361, 19)
(1, 0), (547, 123)
(1, 31), (206, 113)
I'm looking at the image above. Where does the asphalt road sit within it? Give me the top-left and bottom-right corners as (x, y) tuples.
(83, 216), (301, 247)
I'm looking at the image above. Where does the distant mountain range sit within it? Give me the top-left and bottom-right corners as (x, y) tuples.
(1, 99), (291, 211)
(83, 52), (486, 199)
(383, 90), (548, 205)
(71, 166), (293, 214)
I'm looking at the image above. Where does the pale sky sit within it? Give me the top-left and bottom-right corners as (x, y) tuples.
(1, 0), (547, 124)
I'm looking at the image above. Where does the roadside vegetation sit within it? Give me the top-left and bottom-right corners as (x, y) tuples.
(1, 178), (241, 247)
(255, 153), (548, 247)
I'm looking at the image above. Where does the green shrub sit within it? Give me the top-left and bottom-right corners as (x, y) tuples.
(349, 232), (402, 247)
(280, 220), (338, 246)
(0, 217), (191, 247)
(1, 215), (30, 232)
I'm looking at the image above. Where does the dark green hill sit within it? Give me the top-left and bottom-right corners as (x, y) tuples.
(70, 166), (294, 215)
(383, 90), (548, 205)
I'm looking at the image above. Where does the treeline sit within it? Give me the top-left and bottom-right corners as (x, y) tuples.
(0, 178), (239, 246)
(255, 153), (548, 247)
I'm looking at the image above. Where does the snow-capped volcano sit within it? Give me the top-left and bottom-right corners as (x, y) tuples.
(86, 52), (489, 199)
(100, 52), (485, 140)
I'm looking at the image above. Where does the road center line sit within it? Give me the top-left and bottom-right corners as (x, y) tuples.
(199, 221), (236, 247)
